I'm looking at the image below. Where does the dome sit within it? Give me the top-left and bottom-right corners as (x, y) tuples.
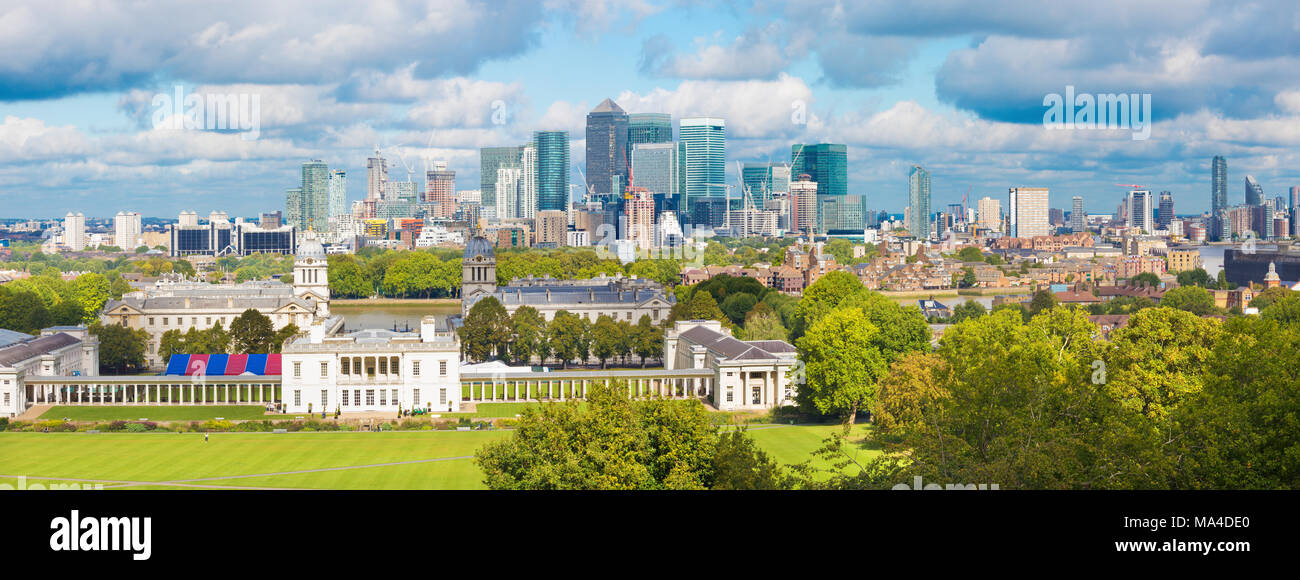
(296, 236), (326, 261)
(463, 236), (494, 262)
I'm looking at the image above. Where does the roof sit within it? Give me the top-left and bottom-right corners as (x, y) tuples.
(0, 332), (81, 367)
(463, 236), (494, 261)
(678, 324), (794, 362)
(163, 353), (281, 376)
(296, 237), (325, 260)
(590, 98), (625, 114)
(0, 329), (34, 349)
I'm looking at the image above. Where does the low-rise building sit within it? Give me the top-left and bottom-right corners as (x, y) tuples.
(663, 320), (797, 411)
(0, 327), (100, 418)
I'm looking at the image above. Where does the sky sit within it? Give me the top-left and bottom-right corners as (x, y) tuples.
(2, 0), (1300, 220)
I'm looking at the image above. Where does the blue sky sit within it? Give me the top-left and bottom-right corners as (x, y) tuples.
(2, 0), (1299, 219)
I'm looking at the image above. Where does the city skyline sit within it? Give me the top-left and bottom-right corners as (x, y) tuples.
(3, 1), (1300, 218)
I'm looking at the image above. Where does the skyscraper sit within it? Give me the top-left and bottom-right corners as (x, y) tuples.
(299, 160), (331, 232)
(114, 211), (141, 250)
(1245, 175), (1263, 206)
(328, 170), (347, 218)
(520, 142), (540, 218)
(1127, 189), (1154, 234)
(630, 142), (679, 200)
(679, 117), (726, 212)
(742, 162), (792, 206)
(1211, 155), (1228, 241)
(978, 196), (1002, 231)
(792, 144), (848, 198)
(480, 146), (522, 216)
(425, 162), (456, 219)
(628, 113), (672, 145)
(585, 98), (629, 196)
(908, 165), (931, 239)
(1157, 191), (1174, 229)
(533, 132), (568, 213)
(496, 166), (523, 219)
(1070, 196), (1085, 232)
(1008, 187), (1049, 238)
(1291, 186), (1299, 210)
(63, 212), (86, 251)
(790, 174), (818, 237)
(366, 152), (387, 202)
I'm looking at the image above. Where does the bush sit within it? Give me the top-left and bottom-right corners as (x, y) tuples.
(435, 420), (455, 431)
(35, 419), (77, 432)
(199, 419), (236, 432)
(0, 417), (8, 430)
(494, 418), (519, 429)
(124, 422), (150, 432)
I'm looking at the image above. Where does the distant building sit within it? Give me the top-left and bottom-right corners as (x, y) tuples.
(978, 197), (1002, 232)
(114, 211), (142, 250)
(663, 320), (797, 411)
(585, 98), (629, 196)
(1008, 187), (1050, 238)
(628, 112), (672, 145)
(908, 166), (931, 239)
(534, 131), (569, 213)
(679, 117), (726, 212)
(792, 144), (847, 198)
(63, 212), (86, 251)
(0, 327), (100, 418)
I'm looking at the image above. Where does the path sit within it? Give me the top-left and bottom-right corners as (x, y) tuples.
(16, 404), (52, 421)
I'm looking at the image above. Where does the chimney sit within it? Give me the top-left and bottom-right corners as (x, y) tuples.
(420, 316), (439, 342)
(308, 320), (325, 343)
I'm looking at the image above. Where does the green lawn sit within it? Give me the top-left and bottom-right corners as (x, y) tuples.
(0, 423), (873, 489)
(743, 423), (881, 476)
(468, 402), (586, 418)
(38, 405), (289, 422)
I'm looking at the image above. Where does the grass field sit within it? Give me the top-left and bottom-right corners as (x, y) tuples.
(38, 405), (291, 422)
(0, 423), (873, 489)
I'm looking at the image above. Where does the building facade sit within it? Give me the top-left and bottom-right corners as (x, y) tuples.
(663, 320), (797, 411)
(0, 327), (100, 418)
(679, 117), (726, 212)
(1009, 187), (1050, 238)
(585, 98), (629, 196)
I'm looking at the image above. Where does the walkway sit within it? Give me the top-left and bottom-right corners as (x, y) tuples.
(15, 403), (51, 421)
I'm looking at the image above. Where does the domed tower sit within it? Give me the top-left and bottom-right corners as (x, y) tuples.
(1265, 261), (1281, 289)
(461, 235), (496, 313)
(294, 233), (330, 317)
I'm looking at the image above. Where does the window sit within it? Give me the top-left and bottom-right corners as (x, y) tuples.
(162, 317), (168, 326)
(439, 388), (447, 405)
(391, 389), (398, 405)
(191, 317), (197, 325)
(366, 389), (374, 405)
(3, 393), (8, 406)
(752, 387), (761, 405)
(149, 317), (155, 326)
(412, 361), (420, 376)
(726, 388), (733, 403)
(341, 359), (350, 375)
(439, 360), (447, 376)
(354, 390), (360, 406)
(379, 358), (387, 374)
(206, 317), (212, 325)
(413, 389), (420, 406)
(320, 361), (328, 378)
(293, 390), (301, 406)
(293, 362), (301, 378)
(321, 390), (328, 408)
(379, 390), (387, 406)
(342, 390), (349, 406)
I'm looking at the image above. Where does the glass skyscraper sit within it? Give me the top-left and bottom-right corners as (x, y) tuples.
(628, 113), (672, 145)
(295, 160), (331, 232)
(480, 146), (522, 213)
(742, 162), (791, 206)
(908, 165), (931, 239)
(679, 117), (726, 214)
(533, 131), (569, 212)
(630, 142), (679, 198)
(585, 99), (629, 196)
(328, 169), (347, 218)
(1212, 155), (1227, 213)
(792, 143), (848, 197)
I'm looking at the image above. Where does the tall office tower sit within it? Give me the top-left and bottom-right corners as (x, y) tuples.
(328, 169), (347, 217)
(1157, 191), (1174, 229)
(1070, 196), (1085, 232)
(908, 165), (931, 239)
(114, 211), (141, 250)
(533, 131), (568, 213)
(585, 98), (629, 196)
(628, 113), (672, 145)
(285, 188), (304, 230)
(480, 146), (522, 214)
(300, 160), (331, 232)
(1245, 175), (1264, 206)
(978, 196), (1002, 231)
(624, 187), (656, 250)
(496, 166), (523, 219)
(62, 212), (86, 251)
(1126, 189), (1154, 234)
(1008, 187), (1050, 238)
(366, 152), (387, 202)
(1291, 186), (1299, 210)
(790, 174), (818, 237)
(630, 142), (679, 198)
(742, 162), (792, 206)
(1212, 155), (1227, 215)
(679, 117), (726, 211)
(519, 143), (539, 218)
(791, 143), (848, 198)
(425, 161), (456, 219)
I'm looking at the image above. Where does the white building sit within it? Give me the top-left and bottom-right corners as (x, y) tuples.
(63, 212), (86, 251)
(280, 317), (461, 414)
(114, 211), (142, 250)
(0, 327), (100, 418)
(663, 320), (798, 411)
(1008, 187), (1050, 238)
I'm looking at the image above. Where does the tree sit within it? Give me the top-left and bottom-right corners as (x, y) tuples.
(458, 297), (511, 362)
(1175, 268), (1212, 288)
(792, 271), (867, 339)
(271, 324), (300, 353)
(547, 311), (583, 368)
(632, 315), (662, 367)
(1161, 285), (1218, 316)
(509, 306), (546, 365)
(158, 329), (187, 360)
(328, 257), (372, 298)
(229, 309), (275, 354)
(90, 322), (148, 374)
(1103, 307), (1221, 419)
(206, 321), (231, 354)
(873, 352), (950, 432)
(719, 292), (758, 326)
(0, 288), (52, 334)
(1027, 289), (1059, 317)
(1130, 272), (1161, 287)
(1248, 286), (1291, 310)
(711, 428), (789, 490)
(740, 302), (787, 341)
(591, 315), (621, 368)
(796, 308), (887, 424)
(949, 300), (987, 324)
(955, 246), (985, 262)
(71, 273), (111, 324)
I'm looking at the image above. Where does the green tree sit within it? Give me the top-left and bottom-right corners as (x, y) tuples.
(71, 273), (111, 324)
(1103, 307), (1221, 419)
(792, 270), (866, 339)
(632, 315), (663, 367)
(158, 329), (187, 359)
(458, 297), (510, 362)
(547, 311), (583, 368)
(271, 324), (300, 353)
(206, 321), (231, 354)
(949, 300), (987, 324)
(1161, 285), (1218, 316)
(229, 309), (275, 354)
(1027, 289), (1059, 317)
(740, 302), (787, 341)
(591, 315), (621, 368)
(1130, 272), (1161, 287)
(719, 292), (758, 326)
(796, 308), (887, 424)
(90, 322), (148, 374)
(509, 306), (546, 365)
(1175, 268), (1212, 288)
(872, 352), (950, 432)
(328, 257), (373, 298)
(0, 288), (52, 334)
(955, 246), (985, 262)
